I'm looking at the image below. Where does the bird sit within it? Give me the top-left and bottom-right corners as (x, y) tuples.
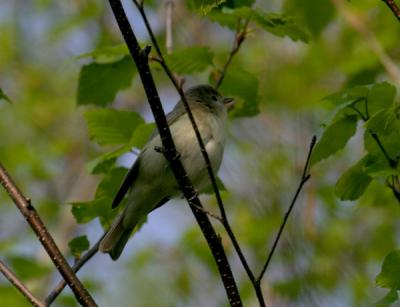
(99, 84), (233, 260)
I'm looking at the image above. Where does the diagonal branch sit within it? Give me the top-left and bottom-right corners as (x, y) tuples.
(0, 162), (97, 307)
(381, 0), (400, 22)
(257, 136), (316, 282)
(0, 259), (46, 307)
(45, 235), (104, 305)
(215, 18), (250, 90)
(108, 1), (242, 305)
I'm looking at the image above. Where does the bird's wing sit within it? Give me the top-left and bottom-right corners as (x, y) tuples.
(111, 155), (142, 209)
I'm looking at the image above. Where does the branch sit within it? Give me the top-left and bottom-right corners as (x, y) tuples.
(131, 2), (260, 305)
(257, 136), (316, 282)
(45, 236), (103, 305)
(0, 163), (97, 307)
(108, 1), (242, 305)
(381, 0), (400, 22)
(215, 19), (250, 90)
(0, 259), (46, 307)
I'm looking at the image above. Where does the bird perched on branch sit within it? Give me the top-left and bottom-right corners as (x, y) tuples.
(99, 84), (234, 260)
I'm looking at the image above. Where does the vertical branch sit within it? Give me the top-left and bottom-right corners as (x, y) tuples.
(257, 136), (316, 282)
(0, 260), (46, 307)
(0, 163), (97, 307)
(108, 1), (242, 305)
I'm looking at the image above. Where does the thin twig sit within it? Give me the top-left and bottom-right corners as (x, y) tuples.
(0, 163), (97, 306)
(165, 0), (174, 53)
(0, 259), (46, 307)
(257, 136), (316, 282)
(132, 1), (259, 305)
(108, 1), (242, 305)
(45, 236), (103, 305)
(381, 0), (400, 22)
(215, 18), (250, 90)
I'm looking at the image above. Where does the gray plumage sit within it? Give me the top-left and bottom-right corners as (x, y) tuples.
(99, 85), (232, 260)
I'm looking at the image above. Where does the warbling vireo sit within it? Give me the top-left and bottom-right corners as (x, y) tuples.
(99, 85), (233, 260)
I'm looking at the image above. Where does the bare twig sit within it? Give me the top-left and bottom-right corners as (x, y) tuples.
(0, 259), (46, 307)
(165, 0), (174, 53)
(381, 0), (400, 22)
(131, 1), (259, 305)
(45, 236), (103, 305)
(0, 163), (97, 307)
(257, 136), (316, 282)
(108, 1), (242, 305)
(215, 18), (250, 90)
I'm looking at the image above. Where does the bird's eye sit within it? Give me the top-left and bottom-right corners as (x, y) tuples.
(211, 95), (217, 101)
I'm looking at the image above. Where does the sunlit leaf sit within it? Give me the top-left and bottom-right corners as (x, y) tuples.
(164, 47), (214, 74)
(77, 56), (136, 106)
(323, 86), (369, 106)
(335, 156), (372, 201)
(129, 123), (156, 149)
(84, 108), (144, 146)
(376, 250), (400, 290)
(68, 235), (90, 258)
(77, 44), (129, 63)
(186, 0), (227, 14)
(311, 115), (358, 165)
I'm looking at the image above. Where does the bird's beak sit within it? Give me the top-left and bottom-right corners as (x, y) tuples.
(223, 97), (234, 109)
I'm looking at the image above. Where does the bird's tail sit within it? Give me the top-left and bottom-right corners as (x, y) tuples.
(99, 213), (135, 261)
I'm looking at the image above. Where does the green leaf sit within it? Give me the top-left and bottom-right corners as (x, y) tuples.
(0, 88), (11, 103)
(77, 44), (129, 63)
(9, 256), (51, 279)
(186, 0), (227, 15)
(84, 108), (144, 146)
(207, 7), (253, 29)
(71, 167), (128, 226)
(95, 167), (129, 199)
(77, 55), (136, 106)
(68, 235), (90, 258)
(334, 156), (372, 201)
(71, 197), (113, 224)
(129, 123), (156, 149)
(363, 154), (400, 178)
(311, 115), (359, 165)
(367, 82), (396, 116)
(364, 129), (400, 163)
(164, 47), (214, 74)
(284, 0), (335, 37)
(252, 9), (310, 43)
(374, 289), (399, 307)
(376, 250), (400, 290)
(323, 86), (369, 106)
(217, 66), (260, 117)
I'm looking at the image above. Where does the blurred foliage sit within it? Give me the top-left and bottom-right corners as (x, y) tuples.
(1, 0), (400, 306)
